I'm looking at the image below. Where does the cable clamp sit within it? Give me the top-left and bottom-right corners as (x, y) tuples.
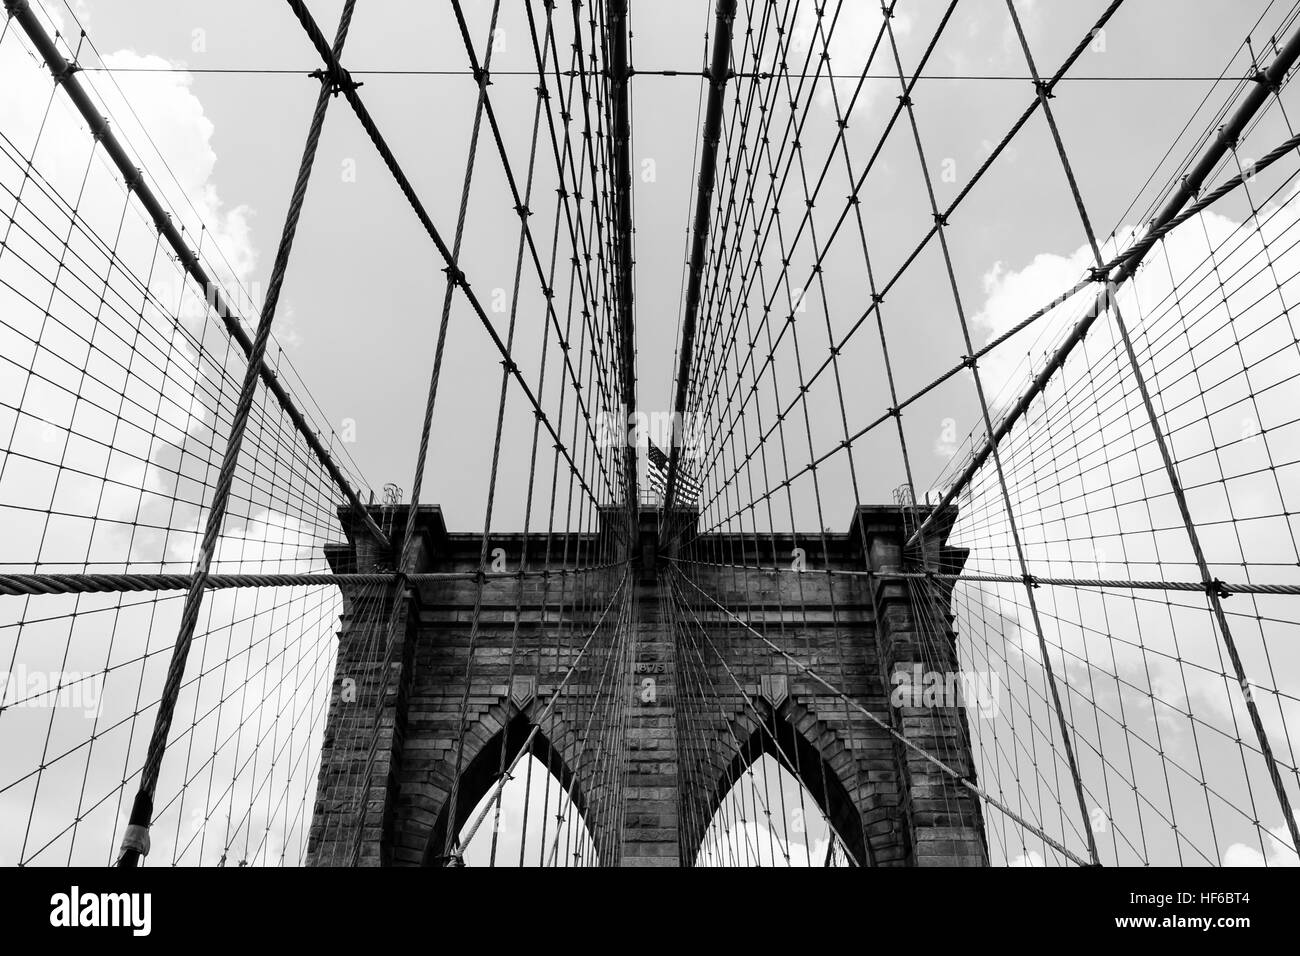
(51, 57), (80, 85)
(1249, 67), (1280, 93)
(309, 66), (362, 96)
(1215, 123), (1240, 151)
(119, 824), (151, 858)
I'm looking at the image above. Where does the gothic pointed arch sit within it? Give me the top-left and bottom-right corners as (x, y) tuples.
(414, 700), (602, 866)
(684, 697), (877, 867)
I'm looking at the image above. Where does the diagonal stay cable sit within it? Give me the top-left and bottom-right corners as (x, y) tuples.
(670, 563), (1092, 866)
(1, 0), (389, 550)
(282, 0), (602, 507)
(879, 3), (1099, 865)
(451, 0), (628, 503)
(348, 0), (509, 865)
(702, 119), (1300, 538)
(452, 571), (629, 861)
(908, 20), (1300, 550)
(107, 0), (359, 867)
(1005, 0), (1300, 853)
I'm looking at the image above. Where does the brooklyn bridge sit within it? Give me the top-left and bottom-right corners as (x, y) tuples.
(1, 0), (1299, 870)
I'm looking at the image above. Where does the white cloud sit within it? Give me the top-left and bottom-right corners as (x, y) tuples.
(1009, 849), (1046, 866)
(1223, 825), (1299, 866)
(0, 1), (271, 574)
(787, 3), (911, 114)
(0, 3), (341, 868)
(955, 181), (1300, 864)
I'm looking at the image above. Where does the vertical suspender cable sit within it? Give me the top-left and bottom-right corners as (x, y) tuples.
(908, 20), (1300, 550)
(1005, 0), (1300, 854)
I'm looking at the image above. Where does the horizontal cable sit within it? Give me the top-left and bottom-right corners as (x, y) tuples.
(0, 564), (627, 597)
(68, 66), (1264, 83)
(672, 560), (1300, 596)
(668, 564), (1092, 867)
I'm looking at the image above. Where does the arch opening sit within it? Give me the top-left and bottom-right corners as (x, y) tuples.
(692, 711), (868, 867)
(422, 713), (598, 867)
(457, 753), (598, 867)
(696, 754), (853, 866)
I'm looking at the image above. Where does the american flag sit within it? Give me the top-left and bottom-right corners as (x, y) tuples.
(646, 438), (701, 508)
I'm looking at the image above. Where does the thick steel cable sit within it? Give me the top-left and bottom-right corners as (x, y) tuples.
(1, 0), (388, 551)
(680, 0), (965, 533)
(669, 560), (1300, 595)
(677, 0), (820, 866)
(606, 0), (639, 507)
(447, 0), (629, 509)
(1006, 0), (1300, 855)
(6, 561), (1299, 597)
(664, 0), (738, 511)
(682, 0), (1126, 528)
(908, 21), (1300, 550)
(109, 1), (358, 868)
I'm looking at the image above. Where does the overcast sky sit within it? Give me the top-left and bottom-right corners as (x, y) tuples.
(28, 0), (1288, 529)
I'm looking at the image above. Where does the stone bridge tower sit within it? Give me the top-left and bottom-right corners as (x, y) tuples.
(305, 503), (988, 867)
